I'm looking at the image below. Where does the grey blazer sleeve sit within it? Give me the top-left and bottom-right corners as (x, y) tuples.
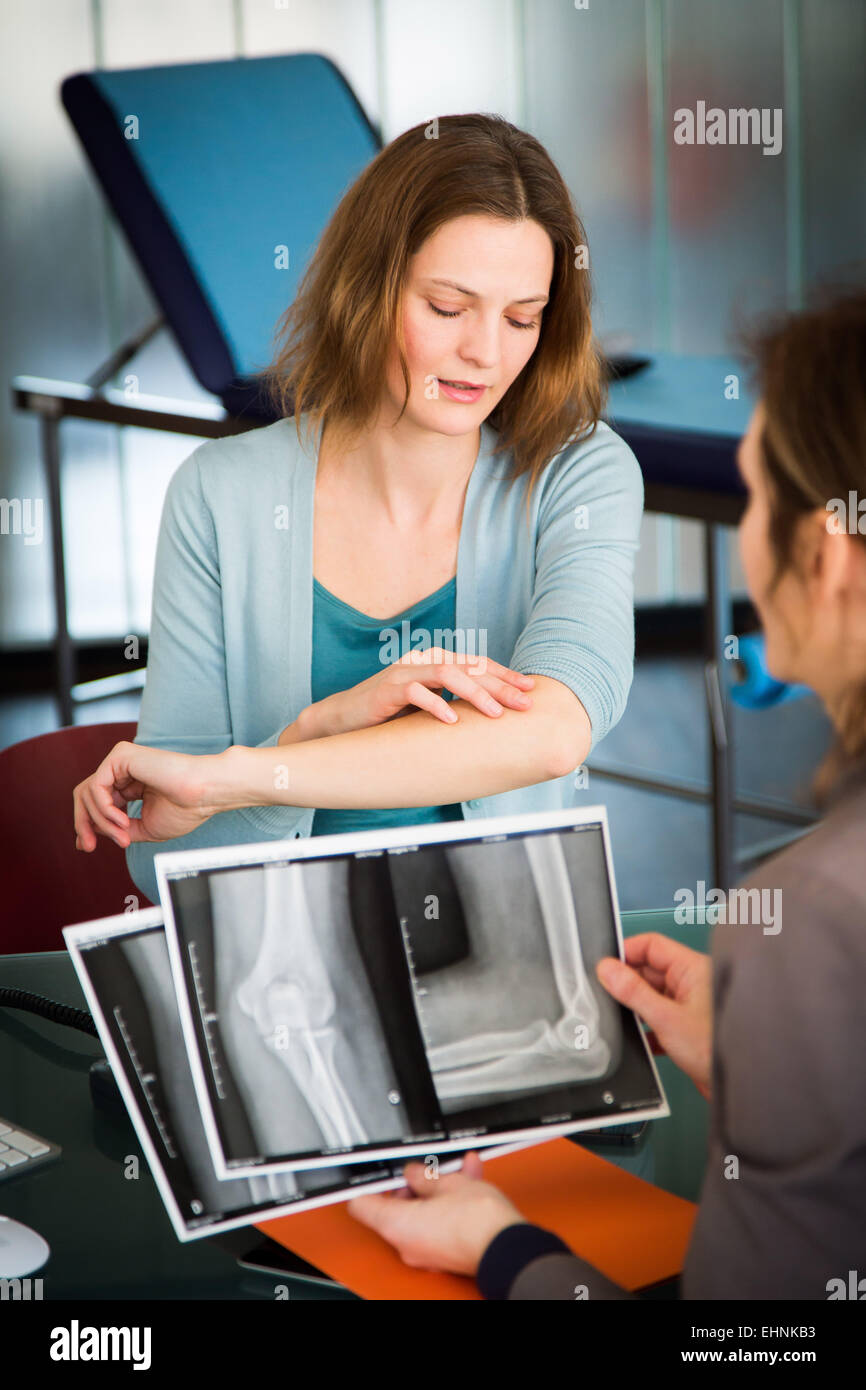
(508, 1251), (634, 1300)
(477, 1222), (635, 1300)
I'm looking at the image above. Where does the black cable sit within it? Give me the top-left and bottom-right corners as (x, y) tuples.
(0, 986), (98, 1038)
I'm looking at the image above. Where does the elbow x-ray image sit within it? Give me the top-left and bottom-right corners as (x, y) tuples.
(181, 857), (426, 1172)
(388, 832), (619, 1115)
(160, 818), (664, 1179)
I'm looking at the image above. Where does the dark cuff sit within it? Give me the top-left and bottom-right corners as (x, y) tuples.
(477, 1223), (573, 1300)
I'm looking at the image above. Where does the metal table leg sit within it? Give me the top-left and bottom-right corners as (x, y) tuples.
(42, 412), (75, 727)
(704, 522), (734, 890)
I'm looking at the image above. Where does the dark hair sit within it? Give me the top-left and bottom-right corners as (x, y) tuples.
(740, 283), (866, 799)
(256, 112), (606, 519)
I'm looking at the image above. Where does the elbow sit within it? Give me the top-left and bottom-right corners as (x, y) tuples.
(541, 712), (591, 782)
(546, 731), (588, 782)
(524, 676), (592, 780)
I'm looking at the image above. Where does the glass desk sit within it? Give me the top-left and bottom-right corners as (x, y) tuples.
(0, 910), (710, 1300)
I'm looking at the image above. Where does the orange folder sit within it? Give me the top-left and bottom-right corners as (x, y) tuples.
(257, 1138), (697, 1300)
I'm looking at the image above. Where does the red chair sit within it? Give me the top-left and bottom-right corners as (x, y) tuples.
(0, 722), (153, 955)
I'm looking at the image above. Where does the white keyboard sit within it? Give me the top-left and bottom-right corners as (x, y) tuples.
(0, 1118), (61, 1182)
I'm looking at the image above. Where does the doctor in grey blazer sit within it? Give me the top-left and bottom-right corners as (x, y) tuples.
(348, 287), (866, 1301)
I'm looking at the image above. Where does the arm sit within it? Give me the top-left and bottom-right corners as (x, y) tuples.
(77, 674), (587, 856)
(506, 423), (644, 756)
(124, 444), (307, 903)
(479, 1226), (633, 1301)
(213, 673), (588, 813)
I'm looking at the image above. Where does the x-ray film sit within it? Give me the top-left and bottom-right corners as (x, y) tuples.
(63, 909), (503, 1242)
(155, 808), (669, 1180)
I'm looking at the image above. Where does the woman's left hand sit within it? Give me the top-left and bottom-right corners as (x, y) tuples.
(347, 1151), (525, 1276)
(73, 741), (228, 850)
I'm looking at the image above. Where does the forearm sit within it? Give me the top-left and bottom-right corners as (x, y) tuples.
(275, 710), (316, 745)
(217, 680), (589, 812)
(275, 693), (354, 745)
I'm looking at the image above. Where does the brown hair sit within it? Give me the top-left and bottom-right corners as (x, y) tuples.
(256, 112), (606, 519)
(740, 284), (866, 800)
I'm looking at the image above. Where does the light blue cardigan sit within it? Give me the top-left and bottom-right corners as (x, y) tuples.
(126, 412), (644, 904)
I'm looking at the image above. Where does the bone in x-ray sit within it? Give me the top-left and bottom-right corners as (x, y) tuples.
(425, 834), (611, 1101)
(236, 862), (369, 1149)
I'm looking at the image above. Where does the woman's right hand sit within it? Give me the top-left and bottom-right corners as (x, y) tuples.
(595, 934), (713, 1100)
(73, 741), (229, 849)
(294, 648), (537, 740)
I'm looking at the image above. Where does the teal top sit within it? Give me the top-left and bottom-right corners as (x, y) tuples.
(125, 412), (644, 906)
(309, 574), (464, 836)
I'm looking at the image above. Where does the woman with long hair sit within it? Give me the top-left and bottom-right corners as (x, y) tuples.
(73, 113), (643, 901)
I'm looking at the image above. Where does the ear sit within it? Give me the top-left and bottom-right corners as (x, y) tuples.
(808, 506), (861, 603)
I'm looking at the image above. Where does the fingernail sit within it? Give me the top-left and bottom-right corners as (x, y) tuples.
(485, 699), (502, 714)
(596, 959), (622, 984)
